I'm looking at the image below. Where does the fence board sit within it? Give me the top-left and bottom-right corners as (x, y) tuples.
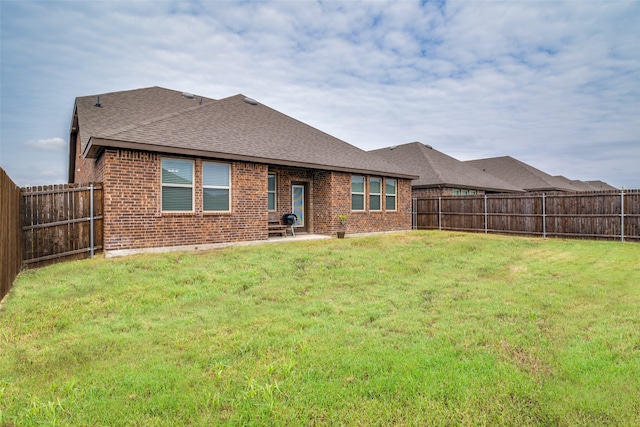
(21, 183), (103, 267)
(414, 190), (640, 242)
(1, 168), (22, 301)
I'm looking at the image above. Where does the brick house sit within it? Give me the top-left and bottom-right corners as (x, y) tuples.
(370, 142), (523, 197)
(68, 87), (417, 256)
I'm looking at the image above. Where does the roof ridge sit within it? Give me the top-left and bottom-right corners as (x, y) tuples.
(511, 157), (567, 189)
(78, 86), (165, 100)
(415, 142), (447, 183)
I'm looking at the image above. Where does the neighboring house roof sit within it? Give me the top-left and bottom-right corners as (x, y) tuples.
(554, 176), (605, 191)
(74, 86), (417, 179)
(585, 180), (618, 191)
(465, 156), (584, 192)
(370, 142), (523, 193)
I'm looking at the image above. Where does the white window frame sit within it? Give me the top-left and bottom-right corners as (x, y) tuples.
(385, 178), (397, 211)
(369, 177), (382, 211)
(161, 157), (194, 212)
(351, 175), (366, 211)
(268, 173), (277, 211)
(203, 161), (231, 212)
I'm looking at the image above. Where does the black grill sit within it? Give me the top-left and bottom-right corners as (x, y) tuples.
(282, 213), (297, 225)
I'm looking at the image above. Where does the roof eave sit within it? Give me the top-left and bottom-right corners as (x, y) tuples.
(412, 183), (524, 193)
(84, 138), (419, 179)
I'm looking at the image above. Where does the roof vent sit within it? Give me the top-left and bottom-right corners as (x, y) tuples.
(423, 143), (433, 149)
(94, 96), (102, 108)
(389, 145), (397, 150)
(243, 97), (258, 105)
(182, 92), (195, 99)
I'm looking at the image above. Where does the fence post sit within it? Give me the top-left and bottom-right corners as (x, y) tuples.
(90, 184), (94, 258)
(484, 194), (488, 234)
(621, 188), (625, 242)
(542, 193), (546, 238)
(412, 198), (417, 230)
(438, 196), (442, 230)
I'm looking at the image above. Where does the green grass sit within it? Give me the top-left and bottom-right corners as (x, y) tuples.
(1, 231), (639, 426)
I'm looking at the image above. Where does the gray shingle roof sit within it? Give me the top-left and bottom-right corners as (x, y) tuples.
(75, 86), (216, 153)
(370, 142), (523, 193)
(585, 180), (618, 191)
(75, 87), (417, 179)
(465, 156), (583, 192)
(554, 176), (600, 191)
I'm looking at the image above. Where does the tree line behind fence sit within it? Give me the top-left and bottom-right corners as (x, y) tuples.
(413, 190), (640, 241)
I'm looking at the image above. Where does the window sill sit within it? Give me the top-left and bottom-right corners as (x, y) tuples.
(161, 211), (196, 216)
(203, 211), (233, 216)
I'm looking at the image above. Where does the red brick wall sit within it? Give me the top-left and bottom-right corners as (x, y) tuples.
(72, 131), (100, 183)
(101, 150), (413, 252)
(267, 167), (412, 235)
(330, 173), (412, 235)
(102, 149), (268, 251)
(311, 170), (335, 233)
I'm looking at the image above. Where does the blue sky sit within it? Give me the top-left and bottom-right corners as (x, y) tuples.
(1, 0), (638, 188)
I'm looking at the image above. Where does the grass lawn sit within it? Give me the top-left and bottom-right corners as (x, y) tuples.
(1, 231), (639, 426)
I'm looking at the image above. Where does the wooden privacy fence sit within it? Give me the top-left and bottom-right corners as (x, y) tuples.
(21, 183), (104, 267)
(413, 190), (640, 242)
(1, 168), (22, 301)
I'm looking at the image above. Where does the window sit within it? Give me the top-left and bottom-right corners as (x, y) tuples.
(385, 178), (397, 211)
(461, 189), (468, 196)
(469, 190), (477, 195)
(452, 189), (460, 196)
(162, 158), (194, 211)
(203, 162), (231, 212)
(268, 173), (276, 211)
(369, 177), (381, 211)
(351, 176), (365, 211)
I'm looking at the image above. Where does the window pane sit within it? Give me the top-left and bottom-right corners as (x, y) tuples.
(268, 174), (276, 191)
(203, 163), (230, 187)
(352, 194), (364, 210)
(352, 176), (364, 193)
(268, 193), (276, 211)
(370, 178), (381, 193)
(162, 159), (193, 185)
(370, 195), (381, 210)
(204, 188), (229, 211)
(385, 179), (396, 195)
(386, 195), (396, 211)
(162, 186), (192, 211)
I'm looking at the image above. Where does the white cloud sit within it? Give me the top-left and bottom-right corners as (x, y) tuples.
(25, 137), (66, 150)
